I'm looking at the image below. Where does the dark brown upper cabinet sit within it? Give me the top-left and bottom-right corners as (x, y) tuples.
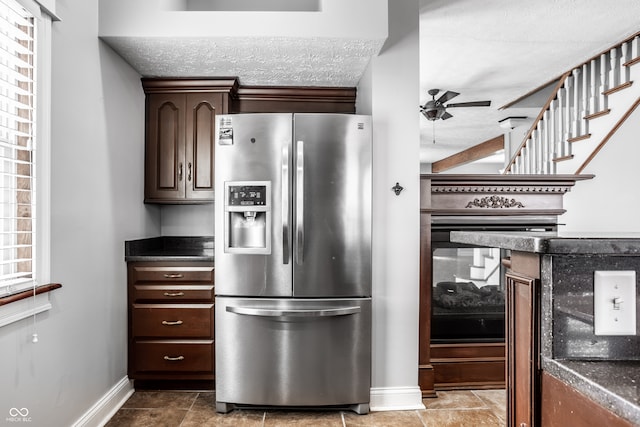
(142, 79), (236, 204)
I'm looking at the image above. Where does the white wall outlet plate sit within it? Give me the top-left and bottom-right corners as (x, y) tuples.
(594, 270), (637, 336)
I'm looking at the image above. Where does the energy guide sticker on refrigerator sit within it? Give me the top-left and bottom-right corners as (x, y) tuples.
(214, 113), (372, 414)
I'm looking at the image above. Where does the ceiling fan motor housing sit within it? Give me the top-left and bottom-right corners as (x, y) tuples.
(421, 100), (445, 120)
(420, 88), (490, 121)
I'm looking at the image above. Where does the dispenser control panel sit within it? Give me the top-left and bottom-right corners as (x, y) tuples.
(223, 181), (271, 254)
(228, 185), (267, 206)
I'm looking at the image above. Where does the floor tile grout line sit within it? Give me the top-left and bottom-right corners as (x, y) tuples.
(177, 392), (200, 427)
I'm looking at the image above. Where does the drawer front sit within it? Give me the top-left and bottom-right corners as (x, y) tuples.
(131, 265), (214, 283)
(132, 304), (214, 338)
(134, 340), (214, 373)
(133, 284), (214, 302)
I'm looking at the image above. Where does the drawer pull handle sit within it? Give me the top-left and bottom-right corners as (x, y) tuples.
(163, 292), (185, 297)
(161, 320), (183, 326)
(163, 355), (185, 361)
(163, 273), (184, 279)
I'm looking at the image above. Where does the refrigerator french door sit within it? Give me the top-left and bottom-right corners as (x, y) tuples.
(214, 113), (372, 414)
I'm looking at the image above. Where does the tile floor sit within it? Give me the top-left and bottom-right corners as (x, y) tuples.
(106, 389), (506, 426)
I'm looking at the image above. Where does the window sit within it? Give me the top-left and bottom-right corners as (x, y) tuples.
(0, 0), (36, 297)
(0, 0), (55, 327)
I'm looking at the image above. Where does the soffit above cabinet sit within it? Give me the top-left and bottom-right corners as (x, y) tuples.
(98, 0), (387, 86)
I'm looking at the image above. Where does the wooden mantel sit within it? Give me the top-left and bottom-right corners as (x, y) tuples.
(419, 174), (593, 397)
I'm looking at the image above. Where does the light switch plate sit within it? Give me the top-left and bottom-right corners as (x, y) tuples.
(594, 270), (636, 335)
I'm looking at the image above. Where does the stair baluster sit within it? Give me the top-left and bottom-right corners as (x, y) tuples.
(564, 74), (573, 146)
(620, 42), (630, 83)
(581, 63), (589, 136)
(556, 88), (566, 159)
(589, 58), (599, 113)
(609, 47), (620, 90)
(571, 68), (581, 137)
(599, 52), (608, 110)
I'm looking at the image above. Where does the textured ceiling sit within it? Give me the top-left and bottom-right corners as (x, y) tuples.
(419, 0), (640, 166)
(102, 1), (640, 169)
(103, 36), (385, 87)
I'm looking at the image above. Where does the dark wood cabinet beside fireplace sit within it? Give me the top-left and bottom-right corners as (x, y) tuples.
(418, 174), (591, 397)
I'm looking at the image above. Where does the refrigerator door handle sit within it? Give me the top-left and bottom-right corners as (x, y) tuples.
(295, 140), (304, 265)
(226, 305), (360, 318)
(282, 144), (290, 264)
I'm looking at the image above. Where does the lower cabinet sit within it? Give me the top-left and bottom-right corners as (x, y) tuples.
(505, 252), (541, 427)
(127, 261), (215, 381)
(541, 372), (634, 427)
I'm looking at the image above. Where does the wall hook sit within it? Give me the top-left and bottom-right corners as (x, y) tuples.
(392, 182), (404, 196)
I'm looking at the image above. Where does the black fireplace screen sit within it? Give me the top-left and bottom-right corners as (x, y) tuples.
(431, 244), (507, 343)
(430, 221), (555, 343)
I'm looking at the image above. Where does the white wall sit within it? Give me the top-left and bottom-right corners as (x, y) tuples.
(0, 0), (156, 425)
(359, 0), (423, 409)
(99, 0), (387, 39)
(160, 205), (214, 236)
(561, 106), (640, 232)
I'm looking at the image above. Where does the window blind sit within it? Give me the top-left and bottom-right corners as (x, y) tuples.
(0, 0), (36, 296)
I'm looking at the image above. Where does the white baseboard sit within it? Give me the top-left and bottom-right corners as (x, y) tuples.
(369, 386), (425, 411)
(72, 376), (134, 427)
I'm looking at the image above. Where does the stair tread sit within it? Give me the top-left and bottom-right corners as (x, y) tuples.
(584, 109), (611, 120)
(568, 133), (592, 143)
(604, 81), (633, 96)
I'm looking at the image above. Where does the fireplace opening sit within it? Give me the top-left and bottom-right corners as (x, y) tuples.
(431, 222), (555, 344)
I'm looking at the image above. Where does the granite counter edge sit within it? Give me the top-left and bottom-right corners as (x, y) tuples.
(542, 358), (640, 425)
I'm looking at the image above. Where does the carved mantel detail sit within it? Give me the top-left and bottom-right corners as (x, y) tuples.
(432, 185), (570, 193)
(465, 195), (525, 209)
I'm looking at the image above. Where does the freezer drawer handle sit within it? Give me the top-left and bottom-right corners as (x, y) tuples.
(163, 355), (185, 361)
(226, 306), (360, 318)
(161, 320), (184, 326)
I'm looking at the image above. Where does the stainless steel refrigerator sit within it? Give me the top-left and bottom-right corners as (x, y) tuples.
(214, 113), (372, 414)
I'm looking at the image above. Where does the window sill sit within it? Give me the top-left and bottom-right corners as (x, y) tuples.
(0, 283), (62, 328)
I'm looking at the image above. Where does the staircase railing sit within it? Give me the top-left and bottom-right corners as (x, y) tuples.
(504, 32), (640, 174)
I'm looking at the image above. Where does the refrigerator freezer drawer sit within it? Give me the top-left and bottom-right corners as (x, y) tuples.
(215, 297), (371, 409)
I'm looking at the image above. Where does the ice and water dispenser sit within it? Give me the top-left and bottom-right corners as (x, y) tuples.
(224, 181), (271, 254)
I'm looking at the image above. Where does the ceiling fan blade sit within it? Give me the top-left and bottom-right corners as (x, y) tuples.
(441, 111), (453, 120)
(446, 100), (491, 108)
(436, 90), (459, 103)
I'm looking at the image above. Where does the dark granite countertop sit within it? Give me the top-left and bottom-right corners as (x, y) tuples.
(125, 236), (214, 262)
(543, 358), (640, 425)
(450, 231), (640, 254)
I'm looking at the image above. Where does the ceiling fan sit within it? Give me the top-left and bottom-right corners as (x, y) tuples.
(420, 89), (491, 121)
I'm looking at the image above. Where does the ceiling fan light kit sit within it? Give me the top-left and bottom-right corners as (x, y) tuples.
(419, 88), (491, 121)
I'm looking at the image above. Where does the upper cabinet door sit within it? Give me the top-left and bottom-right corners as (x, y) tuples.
(144, 82), (228, 204)
(145, 93), (187, 202)
(185, 93), (222, 201)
